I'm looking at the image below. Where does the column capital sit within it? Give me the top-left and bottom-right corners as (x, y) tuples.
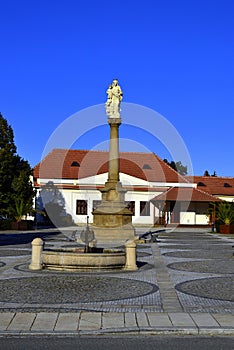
(108, 117), (122, 126)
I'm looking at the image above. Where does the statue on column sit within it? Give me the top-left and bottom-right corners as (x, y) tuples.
(105, 79), (123, 118)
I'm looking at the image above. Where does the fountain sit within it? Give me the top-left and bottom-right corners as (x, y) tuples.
(29, 79), (137, 271)
(29, 233), (136, 271)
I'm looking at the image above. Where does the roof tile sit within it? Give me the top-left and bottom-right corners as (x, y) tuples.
(187, 176), (234, 196)
(151, 187), (221, 203)
(34, 148), (188, 183)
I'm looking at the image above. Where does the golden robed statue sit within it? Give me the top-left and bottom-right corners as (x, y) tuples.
(105, 79), (123, 118)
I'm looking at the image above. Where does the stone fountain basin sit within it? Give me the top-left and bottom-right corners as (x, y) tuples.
(42, 247), (125, 271)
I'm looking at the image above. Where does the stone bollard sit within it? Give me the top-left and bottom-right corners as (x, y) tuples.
(125, 240), (138, 271)
(29, 238), (43, 270)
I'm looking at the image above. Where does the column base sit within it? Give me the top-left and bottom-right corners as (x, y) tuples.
(91, 225), (136, 247)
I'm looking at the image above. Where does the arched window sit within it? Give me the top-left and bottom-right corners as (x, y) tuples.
(197, 182), (205, 186)
(71, 161), (80, 167)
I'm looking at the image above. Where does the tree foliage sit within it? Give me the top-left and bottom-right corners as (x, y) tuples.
(203, 170), (217, 177)
(216, 202), (234, 225)
(163, 159), (188, 176)
(0, 113), (35, 220)
(204, 170), (210, 176)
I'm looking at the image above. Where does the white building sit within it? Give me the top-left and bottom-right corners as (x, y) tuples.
(33, 148), (223, 227)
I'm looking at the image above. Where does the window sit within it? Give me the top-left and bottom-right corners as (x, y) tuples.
(125, 201), (135, 215)
(143, 164), (151, 169)
(197, 182), (206, 186)
(71, 161), (80, 167)
(76, 200), (87, 215)
(224, 182), (231, 187)
(93, 200), (101, 211)
(140, 201), (150, 216)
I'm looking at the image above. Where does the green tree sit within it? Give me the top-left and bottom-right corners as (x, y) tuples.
(0, 114), (17, 213)
(174, 161), (187, 176)
(0, 113), (35, 220)
(203, 170), (217, 177)
(204, 170), (210, 176)
(163, 159), (187, 176)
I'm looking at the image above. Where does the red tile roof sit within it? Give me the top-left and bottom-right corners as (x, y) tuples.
(187, 176), (234, 196)
(151, 187), (221, 203)
(33, 148), (188, 183)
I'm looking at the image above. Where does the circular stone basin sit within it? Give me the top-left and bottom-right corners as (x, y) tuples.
(164, 250), (233, 259)
(168, 260), (234, 274)
(0, 276), (158, 303)
(176, 277), (234, 302)
(42, 248), (126, 271)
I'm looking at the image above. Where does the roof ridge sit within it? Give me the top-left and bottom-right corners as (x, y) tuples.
(48, 148), (156, 155)
(119, 150), (154, 155)
(193, 175), (234, 180)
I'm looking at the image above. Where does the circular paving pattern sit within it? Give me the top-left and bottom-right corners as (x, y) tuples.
(176, 277), (234, 302)
(0, 276), (158, 304)
(160, 244), (227, 250)
(14, 261), (155, 273)
(137, 251), (152, 257)
(159, 235), (216, 240)
(168, 260), (234, 274)
(160, 238), (222, 243)
(136, 245), (152, 249)
(0, 244), (31, 248)
(160, 245), (194, 249)
(0, 249), (31, 257)
(164, 250), (233, 259)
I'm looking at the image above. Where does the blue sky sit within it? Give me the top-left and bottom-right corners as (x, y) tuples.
(1, 0), (233, 176)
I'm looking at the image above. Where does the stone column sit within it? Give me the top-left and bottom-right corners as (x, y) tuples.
(107, 118), (121, 184)
(29, 238), (43, 270)
(91, 80), (135, 244)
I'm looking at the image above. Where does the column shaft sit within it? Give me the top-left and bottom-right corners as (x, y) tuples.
(108, 122), (120, 182)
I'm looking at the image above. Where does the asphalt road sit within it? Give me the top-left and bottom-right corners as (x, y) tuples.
(1, 336), (234, 350)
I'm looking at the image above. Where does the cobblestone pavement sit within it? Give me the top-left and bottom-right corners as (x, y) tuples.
(0, 229), (161, 313)
(0, 228), (233, 315)
(0, 228), (234, 335)
(0, 276), (158, 304)
(158, 230), (234, 314)
(176, 277), (234, 302)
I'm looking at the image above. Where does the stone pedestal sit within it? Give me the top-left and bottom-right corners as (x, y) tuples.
(92, 117), (135, 246)
(125, 240), (137, 270)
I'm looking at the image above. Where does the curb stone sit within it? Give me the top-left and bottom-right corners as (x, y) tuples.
(1, 328), (234, 336)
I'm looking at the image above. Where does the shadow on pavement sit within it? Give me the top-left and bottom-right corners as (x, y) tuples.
(0, 231), (63, 246)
